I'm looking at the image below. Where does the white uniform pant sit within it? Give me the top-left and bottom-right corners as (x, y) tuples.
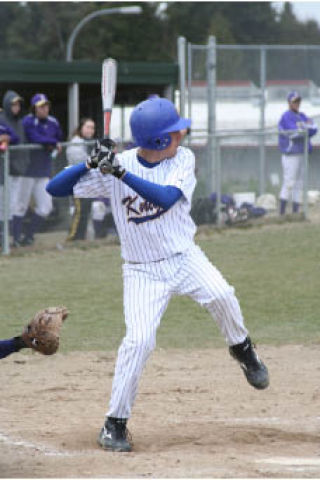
(91, 200), (111, 221)
(0, 176), (17, 221)
(280, 154), (304, 204)
(107, 244), (248, 419)
(13, 177), (52, 218)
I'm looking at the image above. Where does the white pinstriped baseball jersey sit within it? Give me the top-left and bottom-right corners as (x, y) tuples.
(73, 146), (197, 263)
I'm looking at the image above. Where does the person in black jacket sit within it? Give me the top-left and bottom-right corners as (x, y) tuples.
(0, 90), (30, 246)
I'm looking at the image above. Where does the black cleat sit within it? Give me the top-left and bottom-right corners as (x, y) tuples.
(98, 417), (132, 452)
(229, 336), (269, 390)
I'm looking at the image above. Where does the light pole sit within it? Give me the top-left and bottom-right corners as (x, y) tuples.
(66, 6), (142, 136)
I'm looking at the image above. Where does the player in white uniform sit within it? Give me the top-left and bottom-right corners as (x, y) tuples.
(46, 97), (269, 452)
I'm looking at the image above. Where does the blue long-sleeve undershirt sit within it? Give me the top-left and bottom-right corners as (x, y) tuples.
(122, 172), (182, 210)
(46, 162), (88, 197)
(46, 162), (183, 210)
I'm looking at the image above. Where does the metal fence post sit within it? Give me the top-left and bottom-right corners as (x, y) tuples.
(2, 148), (10, 255)
(68, 83), (79, 138)
(303, 130), (309, 219)
(177, 36), (186, 119)
(186, 41), (193, 147)
(121, 104), (125, 144)
(207, 35), (216, 197)
(259, 46), (266, 195)
(215, 136), (222, 226)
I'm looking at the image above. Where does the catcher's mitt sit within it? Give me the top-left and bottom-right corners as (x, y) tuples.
(21, 306), (68, 355)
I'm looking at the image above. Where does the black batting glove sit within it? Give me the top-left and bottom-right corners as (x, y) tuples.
(97, 138), (126, 179)
(99, 153), (126, 179)
(87, 138), (117, 169)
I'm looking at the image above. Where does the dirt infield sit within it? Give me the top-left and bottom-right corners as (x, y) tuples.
(0, 345), (319, 478)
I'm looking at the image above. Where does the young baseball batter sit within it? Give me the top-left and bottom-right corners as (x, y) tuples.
(46, 97), (269, 452)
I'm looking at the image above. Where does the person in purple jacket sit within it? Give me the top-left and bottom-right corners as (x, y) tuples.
(0, 122), (19, 150)
(278, 91), (318, 215)
(12, 93), (63, 246)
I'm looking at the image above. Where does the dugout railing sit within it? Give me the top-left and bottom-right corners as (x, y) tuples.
(0, 130), (310, 255)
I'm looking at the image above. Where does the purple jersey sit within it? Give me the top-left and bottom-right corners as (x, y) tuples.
(22, 114), (63, 177)
(0, 123), (20, 185)
(0, 122), (19, 144)
(278, 110), (317, 154)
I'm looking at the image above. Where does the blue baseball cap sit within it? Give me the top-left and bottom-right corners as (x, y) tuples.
(287, 91), (301, 102)
(31, 93), (50, 107)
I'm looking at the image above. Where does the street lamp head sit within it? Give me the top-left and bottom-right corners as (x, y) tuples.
(118, 6), (143, 14)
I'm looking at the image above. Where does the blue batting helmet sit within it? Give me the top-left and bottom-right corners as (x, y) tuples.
(129, 97), (191, 151)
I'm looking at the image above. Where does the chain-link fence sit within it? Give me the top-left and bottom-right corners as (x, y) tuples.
(1, 128), (312, 255)
(0, 140), (125, 255)
(179, 37), (320, 200)
(184, 40), (320, 134)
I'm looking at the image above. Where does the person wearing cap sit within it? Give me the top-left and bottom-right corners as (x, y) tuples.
(13, 93), (63, 246)
(46, 96), (270, 452)
(0, 91), (29, 247)
(278, 91), (318, 215)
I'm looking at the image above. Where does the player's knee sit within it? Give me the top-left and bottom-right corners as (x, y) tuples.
(92, 201), (107, 221)
(35, 204), (52, 217)
(14, 203), (28, 217)
(284, 179), (294, 190)
(205, 285), (236, 310)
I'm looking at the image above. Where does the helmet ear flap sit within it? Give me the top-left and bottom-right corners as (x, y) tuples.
(152, 133), (172, 151)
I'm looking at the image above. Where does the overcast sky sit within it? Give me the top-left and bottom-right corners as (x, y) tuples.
(273, 1), (320, 26)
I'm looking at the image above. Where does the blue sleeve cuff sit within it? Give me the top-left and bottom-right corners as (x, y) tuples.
(46, 162), (88, 197)
(122, 172), (182, 210)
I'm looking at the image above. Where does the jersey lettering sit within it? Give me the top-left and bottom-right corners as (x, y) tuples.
(122, 195), (165, 224)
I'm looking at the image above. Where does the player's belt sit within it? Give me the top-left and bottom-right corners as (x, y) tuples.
(126, 252), (183, 265)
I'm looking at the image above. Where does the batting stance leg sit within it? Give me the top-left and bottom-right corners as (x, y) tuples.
(176, 245), (248, 345)
(177, 245), (268, 390)
(101, 247), (268, 450)
(107, 262), (172, 420)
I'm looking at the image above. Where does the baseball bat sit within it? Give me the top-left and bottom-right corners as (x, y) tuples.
(101, 58), (117, 138)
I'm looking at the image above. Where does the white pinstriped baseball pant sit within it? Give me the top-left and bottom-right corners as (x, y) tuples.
(107, 244), (248, 419)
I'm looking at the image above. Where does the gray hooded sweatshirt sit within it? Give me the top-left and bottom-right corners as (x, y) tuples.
(0, 90), (30, 176)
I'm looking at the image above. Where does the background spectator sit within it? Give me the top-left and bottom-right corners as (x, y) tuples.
(278, 91), (318, 215)
(66, 117), (116, 241)
(66, 117), (95, 241)
(12, 93), (63, 246)
(0, 91), (30, 247)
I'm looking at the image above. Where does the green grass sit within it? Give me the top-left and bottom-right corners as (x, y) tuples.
(1, 221), (320, 351)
